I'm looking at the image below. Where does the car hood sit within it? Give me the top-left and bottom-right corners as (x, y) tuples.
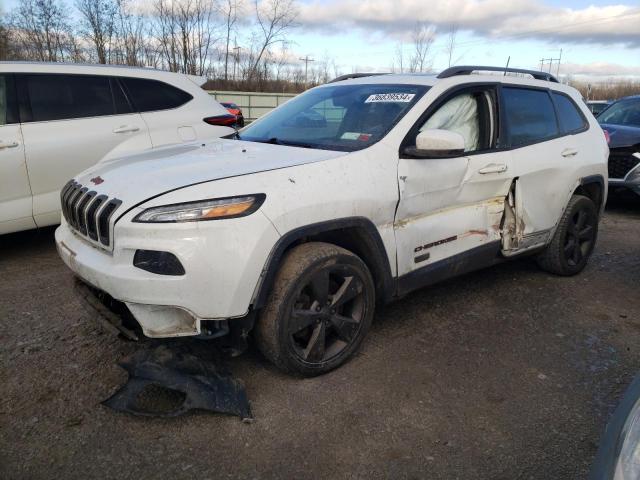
(599, 123), (640, 149)
(74, 139), (348, 211)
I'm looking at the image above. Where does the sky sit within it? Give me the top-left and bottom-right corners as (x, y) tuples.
(3, 0), (640, 81)
(289, 0), (640, 80)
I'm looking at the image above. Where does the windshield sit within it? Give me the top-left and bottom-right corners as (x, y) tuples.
(597, 98), (640, 127)
(239, 83), (429, 151)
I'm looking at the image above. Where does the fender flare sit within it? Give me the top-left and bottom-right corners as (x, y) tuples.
(251, 217), (395, 309)
(579, 174), (606, 213)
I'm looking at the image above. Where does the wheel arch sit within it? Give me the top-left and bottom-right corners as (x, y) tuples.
(251, 217), (395, 310)
(574, 175), (606, 214)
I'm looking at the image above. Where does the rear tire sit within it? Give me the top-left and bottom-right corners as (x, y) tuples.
(254, 242), (375, 377)
(537, 194), (599, 276)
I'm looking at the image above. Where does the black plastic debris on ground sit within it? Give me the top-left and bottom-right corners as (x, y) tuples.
(103, 343), (252, 420)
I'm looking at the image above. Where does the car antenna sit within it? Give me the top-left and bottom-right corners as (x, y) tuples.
(503, 56), (510, 76)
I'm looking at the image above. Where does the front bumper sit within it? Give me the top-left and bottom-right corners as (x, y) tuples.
(55, 210), (279, 338)
(608, 151), (640, 196)
(609, 178), (640, 196)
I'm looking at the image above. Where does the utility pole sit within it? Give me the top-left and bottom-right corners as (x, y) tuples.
(540, 49), (562, 76)
(232, 43), (241, 81)
(299, 55), (315, 86)
(556, 48), (562, 78)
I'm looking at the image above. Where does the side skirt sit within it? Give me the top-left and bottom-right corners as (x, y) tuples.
(396, 240), (504, 297)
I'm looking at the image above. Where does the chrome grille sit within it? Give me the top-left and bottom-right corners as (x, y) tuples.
(60, 181), (122, 248)
(608, 148), (640, 180)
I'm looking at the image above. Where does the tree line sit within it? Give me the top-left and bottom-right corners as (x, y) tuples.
(1, 2), (638, 97)
(0, 0), (332, 92)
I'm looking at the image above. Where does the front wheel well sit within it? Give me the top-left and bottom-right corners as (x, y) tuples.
(252, 219), (394, 310)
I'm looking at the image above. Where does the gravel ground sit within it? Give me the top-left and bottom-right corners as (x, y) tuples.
(1, 197), (639, 480)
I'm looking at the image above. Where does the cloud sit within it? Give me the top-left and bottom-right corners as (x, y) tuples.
(297, 0), (640, 47)
(560, 62), (640, 78)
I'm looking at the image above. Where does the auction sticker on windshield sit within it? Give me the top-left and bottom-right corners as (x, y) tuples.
(365, 93), (415, 103)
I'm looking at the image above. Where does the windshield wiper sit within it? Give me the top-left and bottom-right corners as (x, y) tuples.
(254, 137), (315, 149)
(222, 131), (241, 140)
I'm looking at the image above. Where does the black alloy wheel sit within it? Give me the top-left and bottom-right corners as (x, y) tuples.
(537, 194), (599, 276)
(563, 207), (597, 267)
(255, 242), (375, 376)
(288, 264), (367, 364)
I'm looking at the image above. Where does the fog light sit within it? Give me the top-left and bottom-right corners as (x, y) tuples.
(133, 250), (185, 276)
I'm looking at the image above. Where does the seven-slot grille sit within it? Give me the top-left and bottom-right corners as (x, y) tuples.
(608, 148), (640, 180)
(61, 180), (122, 248)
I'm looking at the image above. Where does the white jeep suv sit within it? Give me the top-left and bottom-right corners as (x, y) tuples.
(55, 66), (608, 376)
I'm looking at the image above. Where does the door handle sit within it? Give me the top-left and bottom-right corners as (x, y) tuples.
(112, 125), (140, 134)
(562, 148), (578, 157)
(478, 163), (508, 174)
(0, 140), (19, 149)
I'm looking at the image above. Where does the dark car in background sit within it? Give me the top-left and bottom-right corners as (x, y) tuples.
(589, 374), (640, 480)
(587, 100), (612, 116)
(598, 95), (640, 197)
(220, 102), (245, 127)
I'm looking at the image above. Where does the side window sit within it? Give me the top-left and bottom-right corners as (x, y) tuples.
(0, 75), (18, 125)
(418, 90), (494, 152)
(502, 87), (559, 147)
(122, 78), (193, 112)
(552, 92), (587, 134)
(0, 75), (8, 125)
(24, 74), (117, 122)
(110, 78), (133, 115)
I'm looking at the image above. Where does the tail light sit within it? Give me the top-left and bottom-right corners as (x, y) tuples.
(603, 129), (610, 145)
(203, 114), (237, 126)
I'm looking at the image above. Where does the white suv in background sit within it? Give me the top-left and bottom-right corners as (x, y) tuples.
(56, 66), (608, 376)
(0, 62), (234, 234)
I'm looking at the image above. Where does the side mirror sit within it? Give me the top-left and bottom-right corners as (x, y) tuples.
(404, 129), (466, 158)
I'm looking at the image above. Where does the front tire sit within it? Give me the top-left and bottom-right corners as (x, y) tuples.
(537, 194), (599, 276)
(254, 242), (375, 376)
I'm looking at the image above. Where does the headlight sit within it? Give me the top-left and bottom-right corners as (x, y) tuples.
(133, 194), (265, 223)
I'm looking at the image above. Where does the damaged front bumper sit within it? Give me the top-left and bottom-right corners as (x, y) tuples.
(73, 278), (254, 355)
(55, 211), (278, 338)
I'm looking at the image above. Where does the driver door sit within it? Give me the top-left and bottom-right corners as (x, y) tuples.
(395, 85), (513, 283)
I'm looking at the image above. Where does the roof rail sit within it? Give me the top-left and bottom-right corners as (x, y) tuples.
(328, 73), (389, 83)
(437, 65), (559, 83)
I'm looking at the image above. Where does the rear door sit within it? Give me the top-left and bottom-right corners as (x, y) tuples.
(121, 77), (200, 146)
(499, 86), (589, 252)
(18, 73), (152, 227)
(0, 74), (35, 234)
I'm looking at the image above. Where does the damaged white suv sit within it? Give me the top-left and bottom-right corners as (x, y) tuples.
(56, 66), (608, 376)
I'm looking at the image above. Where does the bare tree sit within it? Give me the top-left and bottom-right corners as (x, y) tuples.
(8, 0), (75, 61)
(151, 0), (217, 75)
(221, 0), (241, 80)
(112, 0), (148, 66)
(249, 0), (297, 80)
(76, 0), (116, 64)
(445, 23), (458, 68)
(409, 22), (435, 73)
(0, 18), (10, 60)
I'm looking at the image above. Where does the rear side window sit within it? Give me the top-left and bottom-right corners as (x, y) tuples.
(24, 74), (117, 122)
(122, 78), (193, 112)
(0, 75), (18, 125)
(552, 92), (587, 134)
(502, 87), (559, 147)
